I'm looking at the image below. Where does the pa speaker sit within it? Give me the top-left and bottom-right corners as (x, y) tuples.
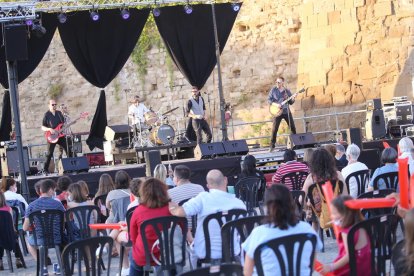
(4, 24), (28, 61)
(366, 110), (386, 140)
(222, 140), (249, 156)
(58, 157), (89, 175)
(104, 125), (131, 141)
(194, 142), (226, 160)
(366, 98), (382, 111)
(144, 150), (161, 177)
(0, 147), (30, 176)
(346, 128), (363, 149)
(287, 133), (316, 150)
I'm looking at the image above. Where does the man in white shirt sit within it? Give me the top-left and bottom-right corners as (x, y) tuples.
(128, 95), (150, 126)
(169, 169), (246, 262)
(341, 143), (369, 198)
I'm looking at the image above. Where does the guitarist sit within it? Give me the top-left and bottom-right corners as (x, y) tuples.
(41, 99), (68, 174)
(268, 77), (297, 152)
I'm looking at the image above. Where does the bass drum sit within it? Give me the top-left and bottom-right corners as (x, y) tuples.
(151, 124), (175, 145)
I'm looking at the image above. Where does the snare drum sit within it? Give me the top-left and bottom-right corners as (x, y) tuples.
(144, 111), (159, 126)
(151, 124), (175, 145)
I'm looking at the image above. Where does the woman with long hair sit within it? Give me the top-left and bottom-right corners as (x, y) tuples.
(95, 173), (115, 198)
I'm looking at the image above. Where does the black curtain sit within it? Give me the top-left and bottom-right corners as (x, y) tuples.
(0, 13), (58, 89)
(154, 3), (241, 89)
(0, 90), (12, 141)
(58, 8), (150, 150)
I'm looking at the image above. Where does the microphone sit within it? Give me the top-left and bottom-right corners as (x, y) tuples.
(355, 83), (363, 87)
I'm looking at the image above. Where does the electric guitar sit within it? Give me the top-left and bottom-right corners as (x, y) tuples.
(269, 88), (305, 117)
(45, 112), (89, 143)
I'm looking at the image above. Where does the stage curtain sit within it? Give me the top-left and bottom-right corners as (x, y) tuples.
(0, 13), (58, 89)
(0, 90), (12, 141)
(154, 3), (241, 89)
(86, 90), (107, 150)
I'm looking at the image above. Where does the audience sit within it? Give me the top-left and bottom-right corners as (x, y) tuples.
(302, 148), (314, 166)
(399, 137), (414, 175)
(67, 182), (93, 209)
(56, 176), (72, 202)
(95, 173), (115, 198)
(106, 170), (131, 216)
(335, 144), (348, 168)
(129, 178), (171, 276)
(368, 147), (398, 191)
(153, 164), (168, 183)
(1, 176), (28, 209)
(242, 184), (322, 276)
(271, 149), (309, 190)
(238, 155), (266, 201)
(392, 208), (414, 275)
(321, 195), (371, 274)
(128, 178), (143, 210)
(341, 144), (368, 198)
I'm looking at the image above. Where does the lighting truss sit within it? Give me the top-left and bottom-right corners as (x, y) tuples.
(0, 3), (36, 23)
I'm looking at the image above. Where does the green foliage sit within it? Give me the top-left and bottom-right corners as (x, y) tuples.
(48, 83), (64, 99)
(165, 53), (175, 91)
(113, 78), (121, 103)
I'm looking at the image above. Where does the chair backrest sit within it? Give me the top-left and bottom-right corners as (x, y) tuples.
(234, 177), (262, 214)
(6, 199), (25, 217)
(61, 236), (113, 276)
(93, 194), (108, 223)
(140, 215), (187, 272)
(357, 189), (395, 218)
(347, 214), (400, 275)
(65, 205), (100, 241)
(281, 171), (309, 190)
(221, 215), (265, 262)
(124, 206), (137, 244)
(291, 190), (305, 209)
(28, 209), (65, 247)
(253, 233), (317, 276)
(202, 209), (247, 262)
(10, 205), (20, 230)
(372, 171), (399, 190)
(0, 210), (16, 251)
(179, 263), (243, 276)
(345, 169), (370, 197)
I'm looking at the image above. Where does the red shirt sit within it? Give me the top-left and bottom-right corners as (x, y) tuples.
(130, 204), (171, 266)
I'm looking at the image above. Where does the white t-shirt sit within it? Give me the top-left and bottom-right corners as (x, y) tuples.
(341, 161), (369, 198)
(4, 190), (28, 209)
(242, 222), (322, 276)
(128, 103), (149, 125)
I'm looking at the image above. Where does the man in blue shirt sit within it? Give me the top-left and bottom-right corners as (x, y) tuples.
(268, 77), (297, 152)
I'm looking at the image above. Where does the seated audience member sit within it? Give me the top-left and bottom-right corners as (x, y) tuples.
(368, 147), (398, 191)
(56, 176), (72, 202)
(302, 148), (314, 167)
(271, 149), (309, 190)
(0, 191), (24, 270)
(335, 144), (348, 168)
(321, 195), (371, 275)
(106, 170), (131, 221)
(129, 178), (172, 275)
(78, 180), (91, 200)
(169, 169), (246, 262)
(399, 137), (414, 175)
(1, 176), (28, 209)
(341, 144), (368, 198)
(128, 178), (143, 210)
(23, 179), (65, 261)
(154, 164), (168, 183)
(239, 155), (266, 201)
(94, 173), (115, 217)
(242, 184), (322, 276)
(392, 208), (414, 275)
(67, 182), (93, 209)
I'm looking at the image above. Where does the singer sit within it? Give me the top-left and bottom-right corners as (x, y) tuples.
(187, 86), (212, 144)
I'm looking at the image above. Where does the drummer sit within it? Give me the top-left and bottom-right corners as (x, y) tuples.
(128, 95), (150, 128)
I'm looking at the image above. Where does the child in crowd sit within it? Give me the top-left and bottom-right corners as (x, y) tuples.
(56, 176), (72, 201)
(128, 178), (143, 210)
(321, 195), (371, 275)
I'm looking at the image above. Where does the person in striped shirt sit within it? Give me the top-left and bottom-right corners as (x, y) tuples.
(271, 149), (309, 190)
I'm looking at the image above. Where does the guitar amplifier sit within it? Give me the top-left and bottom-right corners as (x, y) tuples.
(0, 146), (30, 176)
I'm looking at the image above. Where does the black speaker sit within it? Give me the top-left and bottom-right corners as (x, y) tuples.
(57, 157), (89, 175)
(346, 128), (363, 149)
(4, 24), (28, 61)
(222, 140), (249, 156)
(0, 147), (30, 176)
(287, 133), (316, 150)
(194, 142), (226, 160)
(144, 150), (161, 177)
(104, 125), (131, 141)
(365, 109), (386, 140)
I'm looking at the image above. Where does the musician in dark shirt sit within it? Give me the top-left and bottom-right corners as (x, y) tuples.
(267, 77), (297, 152)
(41, 99), (68, 174)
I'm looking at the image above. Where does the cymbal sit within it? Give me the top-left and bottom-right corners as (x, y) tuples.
(162, 107), (179, 116)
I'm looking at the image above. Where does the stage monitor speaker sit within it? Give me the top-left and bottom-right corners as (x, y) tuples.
(287, 133), (316, 150)
(144, 150), (161, 177)
(0, 147), (30, 176)
(57, 156), (89, 175)
(4, 24), (28, 61)
(222, 140), (249, 156)
(366, 98), (382, 111)
(104, 125), (131, 141)
(366, 110), (386, 140)
(194, 142), (226, 160)
(346, 128), (363, 149)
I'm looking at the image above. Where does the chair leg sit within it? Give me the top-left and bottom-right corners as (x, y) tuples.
(55, 246), (63, 275)
(5, 250), (13, 272)
(19, 230), (29, 256)
(39, 246), (46, 275)
(36, 249), (40, 276)
(319, 227), (325, 253)
(14, 243), (26, 268)
(119, 245), (124, 276)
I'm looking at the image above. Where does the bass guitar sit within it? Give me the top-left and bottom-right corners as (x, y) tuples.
(45, 112), (89, 143)
(269, 88), (305, 117)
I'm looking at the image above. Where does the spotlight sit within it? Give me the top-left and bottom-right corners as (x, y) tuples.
(184, 5), (193, 14)
(232, 3), (240, 12)
(90, 11), (99, 21)
(153, 8), (161, 17)
(120, 9), (130, 20)
(57, 13), (67, 24)
(25, 19), (33, 26)
(32, 23), (46, 38)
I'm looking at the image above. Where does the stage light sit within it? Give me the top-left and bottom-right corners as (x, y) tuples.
(25, 19), (33, 26)
(184, 5), (193, 14)
(57, 13), (67, 24)
(120, 9), (130, 20)
(90, 11), (99, 21)
(32, 23), (46, 38)
(153, 8), (161, 17)
(232, 3), (240, 12)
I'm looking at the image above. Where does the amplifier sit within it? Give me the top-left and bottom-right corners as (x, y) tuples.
(396, 104), (413, 124)
(406, 126), (414, 137)
(389, 124), (414, 138)
(0, 147), (30, 176)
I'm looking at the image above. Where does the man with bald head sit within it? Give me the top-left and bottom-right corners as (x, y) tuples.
(169, 169), (246, 263)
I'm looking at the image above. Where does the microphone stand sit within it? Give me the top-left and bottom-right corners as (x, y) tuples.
(205, 92), (214, 141)
(124, 89), (132, 148)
